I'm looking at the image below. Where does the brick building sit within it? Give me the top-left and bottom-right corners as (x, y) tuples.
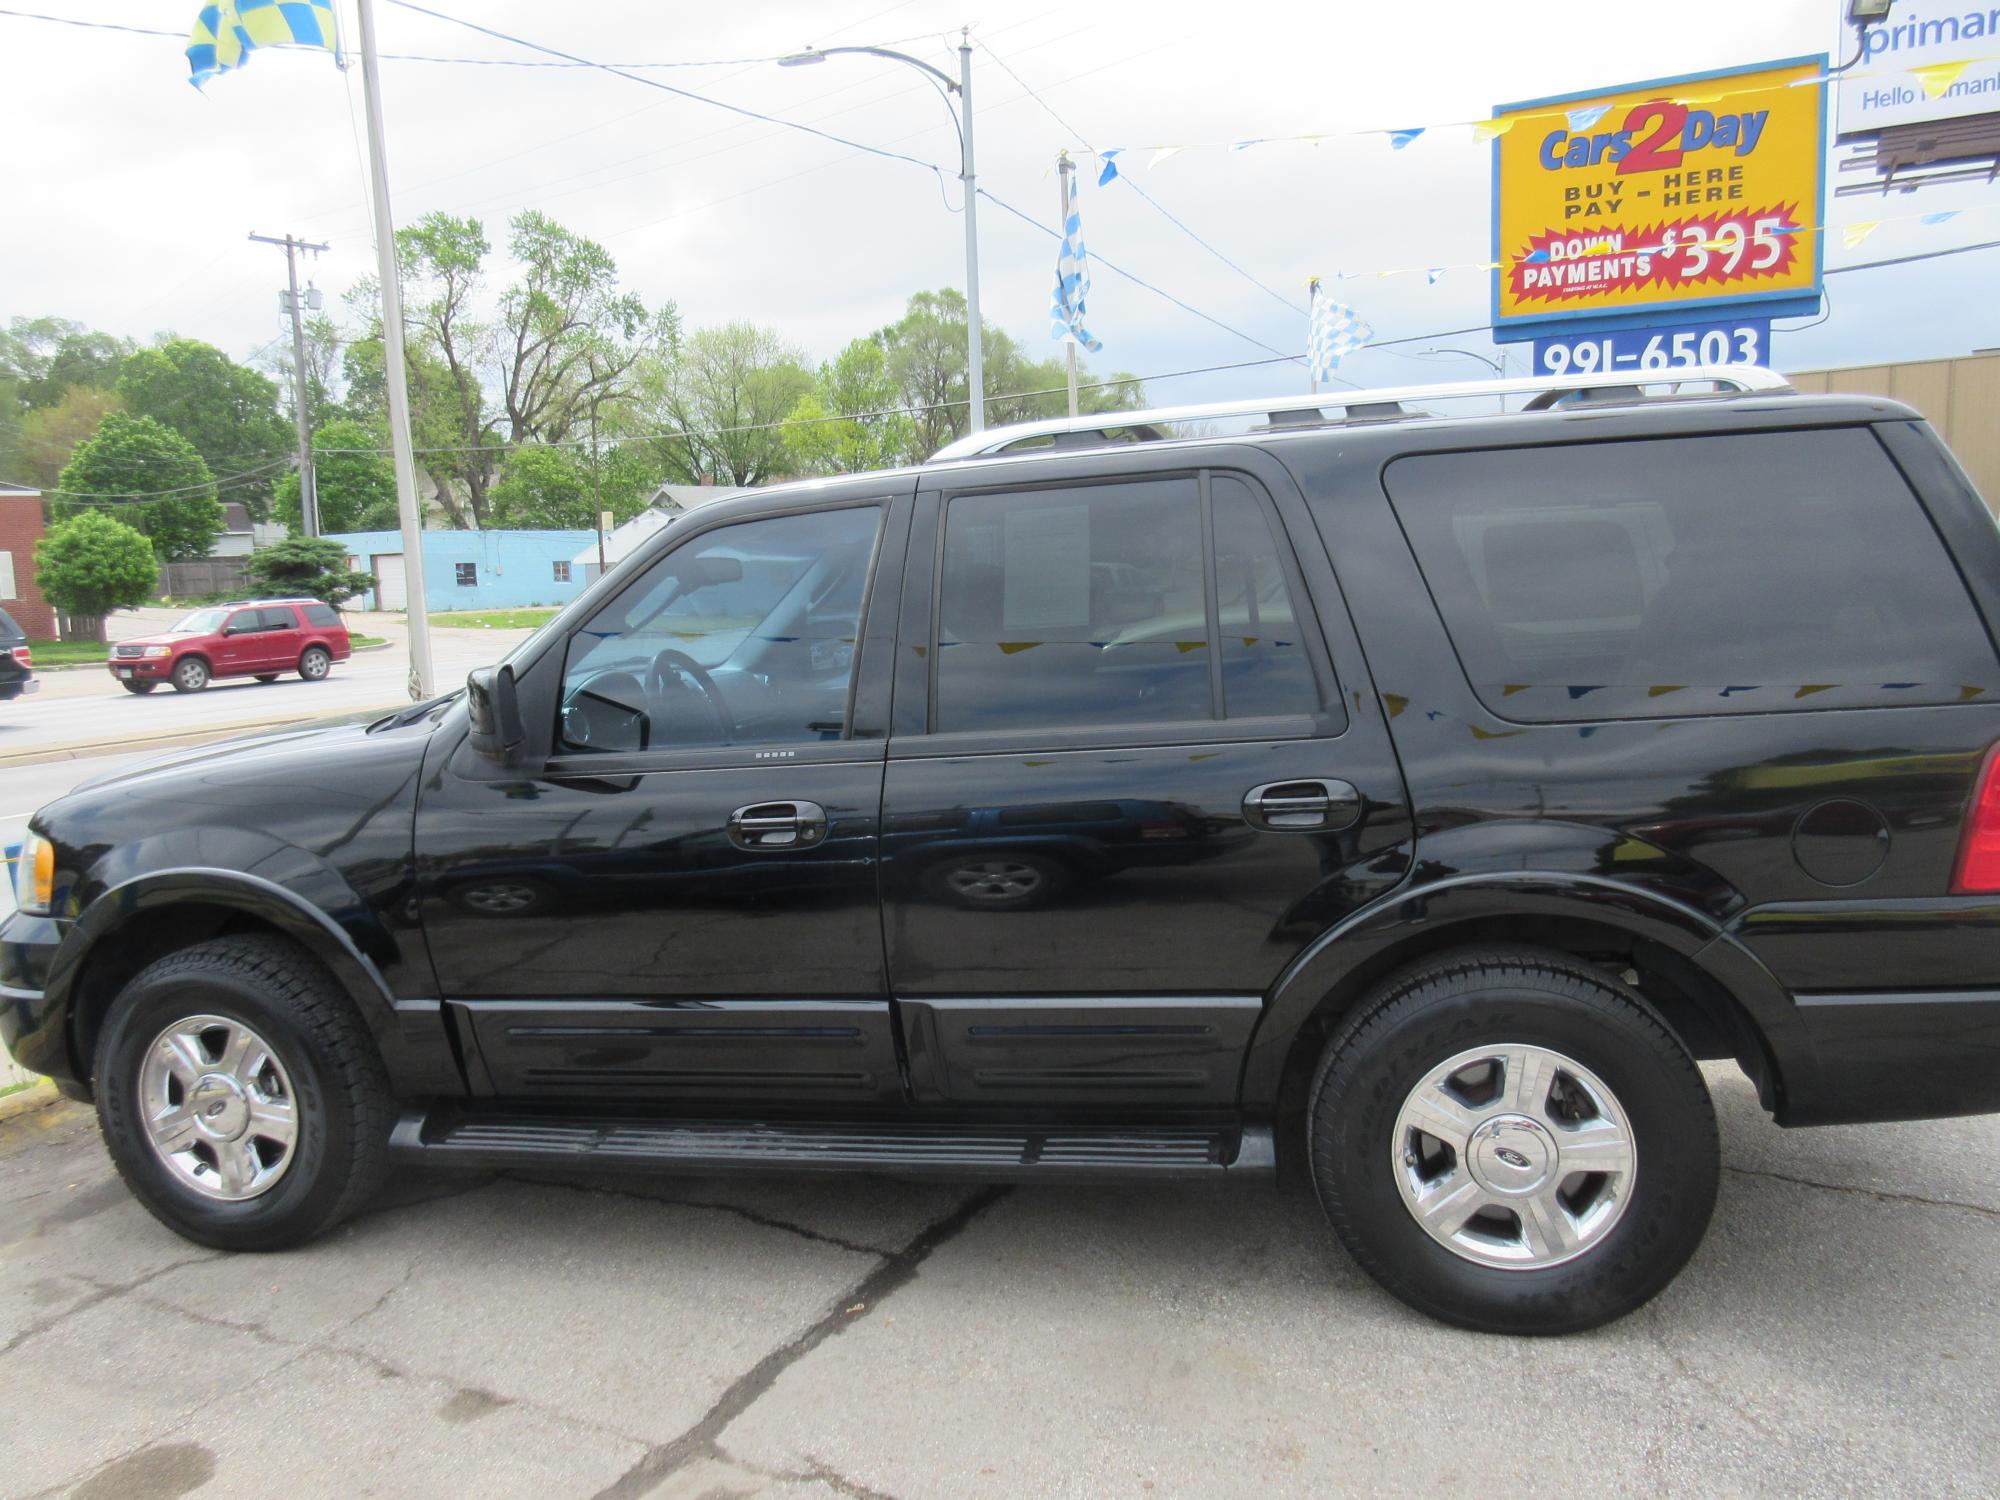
(0, 483), (54, 638)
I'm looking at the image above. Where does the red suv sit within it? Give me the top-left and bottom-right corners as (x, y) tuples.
(109, 599), (352, 694)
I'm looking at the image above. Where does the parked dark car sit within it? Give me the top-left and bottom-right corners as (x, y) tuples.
(8, 367), (2000, 1334)
(0, 605), (36, 704)
(108, 598), (351, 693)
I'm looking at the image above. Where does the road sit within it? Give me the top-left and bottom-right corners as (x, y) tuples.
(1, 1071), (1996, 1498)
(0, 610), (531, 762)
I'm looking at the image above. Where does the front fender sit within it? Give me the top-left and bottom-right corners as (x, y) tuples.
(47, 865), (457, 1098)
(1237, 869), (1813, 1112)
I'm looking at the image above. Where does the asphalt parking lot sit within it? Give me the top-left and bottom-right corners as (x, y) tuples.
(2, 1066), (1996, 1500)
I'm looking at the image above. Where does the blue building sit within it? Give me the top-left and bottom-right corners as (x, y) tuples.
(327, 529), (598, 612)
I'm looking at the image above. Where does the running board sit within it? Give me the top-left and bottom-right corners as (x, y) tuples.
(390, 1112), (1275, 1181)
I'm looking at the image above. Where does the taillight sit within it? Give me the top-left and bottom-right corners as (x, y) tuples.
(10, 646), (28, 667)
(1951, 743), (2000, 893)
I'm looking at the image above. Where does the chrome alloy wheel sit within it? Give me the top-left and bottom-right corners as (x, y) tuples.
(946, 859), (1044, 902)
(137, 1014), (299, 1201)
(1391, 1043), (1636, 1270)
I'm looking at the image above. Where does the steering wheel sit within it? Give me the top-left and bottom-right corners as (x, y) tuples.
(646, 647), (735, 740)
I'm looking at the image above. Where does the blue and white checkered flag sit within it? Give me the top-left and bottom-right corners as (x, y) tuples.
(1307, 277), (1371, 381)
(1050, 200), (1103, 354)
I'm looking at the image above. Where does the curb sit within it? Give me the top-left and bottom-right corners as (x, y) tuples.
(0, 1078), (58, 1125)
(0, 715), (328, 771)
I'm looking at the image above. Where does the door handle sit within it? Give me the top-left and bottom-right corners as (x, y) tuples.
(1243, 780), (1362, 832)
(728, 800), (829, 850)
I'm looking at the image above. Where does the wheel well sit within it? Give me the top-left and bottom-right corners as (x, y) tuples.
(1269, 915), (1780, 1152)
(68, 905), (301, 1085)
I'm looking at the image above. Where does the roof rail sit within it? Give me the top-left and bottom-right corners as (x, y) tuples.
(925, 364), (1794, 464)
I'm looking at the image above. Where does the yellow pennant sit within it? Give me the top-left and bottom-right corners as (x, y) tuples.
(1471, 118), (1515, 143)
(1909, 59), (1973, 98)
(1843, 220), (1883, 249)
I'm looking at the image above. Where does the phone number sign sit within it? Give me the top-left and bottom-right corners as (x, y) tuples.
(1491, 57), (1826, 338)
(1531, 317), (1771, 377)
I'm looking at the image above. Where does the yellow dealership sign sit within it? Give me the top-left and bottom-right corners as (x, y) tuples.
(1491, 57), (1827, 335)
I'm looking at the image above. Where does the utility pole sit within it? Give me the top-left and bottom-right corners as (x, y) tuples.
(354, 0), (435, 700)
(249, 231), (330, 536)
(1056, 153), (1080, 418)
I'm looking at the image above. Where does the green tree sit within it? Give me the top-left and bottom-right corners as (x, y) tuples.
(241, 535), (374, 605)
(56, 412), (224, 562)
(116, 338), (293, 516)
(783, 336), (916, 476)
(34, 510), (158, 641)
(488, 443), (589, 528)
(875, 288), (1145, 459)
(16, 386), (118, 491)
(341, 331), (497, 529)
(644, 323), (812, 487)
(1, 317), (135, 409)
(499, 211), (676, 446)
(275, 419), (399, 533)
(393, 212), (501, 525)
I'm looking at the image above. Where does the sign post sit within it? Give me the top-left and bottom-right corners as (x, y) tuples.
(1490, 58), (1828, 354)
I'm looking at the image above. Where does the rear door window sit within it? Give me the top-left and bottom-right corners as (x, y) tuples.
(932, 472), (1332, 735)
(1385, 429), (1997, 720)
(259, 607), (299, 631)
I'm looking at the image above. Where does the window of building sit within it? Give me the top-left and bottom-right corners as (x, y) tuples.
(933, 474), (1328, 735)
(559, 505), (882, 755)
(1385, 429), (1998, 721)
(0, 550), (15, 600)
(553, 560), (572, 583)
(455, 563), (477, 588)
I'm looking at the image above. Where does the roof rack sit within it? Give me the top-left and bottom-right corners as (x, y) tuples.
(925, 364), (1793, 464)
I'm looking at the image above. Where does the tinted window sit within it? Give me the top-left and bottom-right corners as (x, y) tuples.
(936, 479), (1209, 733)
(225, 609), (263, 635)
(559, 505), (881, 754)
(302, 602), (341, 628)
(259, 607), (298, 631)
(1387, 429), (1997, 720)
(0, 606), (19, 639)
(1212, 477), (1319, 718)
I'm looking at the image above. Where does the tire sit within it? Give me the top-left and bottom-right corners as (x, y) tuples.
(170, 656), (209, 693)
(921, 851), (1071, 910)
(254, 673), (280, 683)
(121, 680), (158, 695)
(1306, 947), (1719, 1335)
(93, 935), (394, 1251)
(298, 646), (331, 682)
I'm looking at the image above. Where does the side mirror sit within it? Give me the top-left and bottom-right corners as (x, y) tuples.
(466, 663), (525, 766)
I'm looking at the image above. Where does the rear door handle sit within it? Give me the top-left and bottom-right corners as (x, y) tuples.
(728, 800), (829, 850)
(1243, 780), (1362, 832)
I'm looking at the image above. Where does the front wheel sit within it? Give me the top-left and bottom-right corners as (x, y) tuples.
(1307, 948), (1718, 1334)
(93, 936), (394, 1250)
(170, 657), (209, 693)
(298, 646), (331, 682)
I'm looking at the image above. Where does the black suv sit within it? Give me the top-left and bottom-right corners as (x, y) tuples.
(0, 605), (37, 703)
(7, 369), (1999, 1334)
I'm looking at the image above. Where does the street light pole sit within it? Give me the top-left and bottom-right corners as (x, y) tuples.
(779, 37), (983, 433)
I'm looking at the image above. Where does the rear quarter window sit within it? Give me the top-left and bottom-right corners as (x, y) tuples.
(1385, 428), (1998, 720)
(301, 602), (341, 628)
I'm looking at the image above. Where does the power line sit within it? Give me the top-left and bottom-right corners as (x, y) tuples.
(976, 38), (1307, 319)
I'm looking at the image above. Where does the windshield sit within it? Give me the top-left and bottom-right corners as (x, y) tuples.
(170, 608), (230, 634)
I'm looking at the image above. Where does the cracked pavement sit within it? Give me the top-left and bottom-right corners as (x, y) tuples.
(1, 1065), (1996, 1500)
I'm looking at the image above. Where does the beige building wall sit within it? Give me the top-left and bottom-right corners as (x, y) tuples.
(1786, 352), (2000, 512)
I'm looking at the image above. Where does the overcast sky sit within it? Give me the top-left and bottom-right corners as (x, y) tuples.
(6, 0), (1995, 407)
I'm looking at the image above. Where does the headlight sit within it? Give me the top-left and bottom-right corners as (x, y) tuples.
(14, 829), (53, 915)
(143, 645), (171, 658)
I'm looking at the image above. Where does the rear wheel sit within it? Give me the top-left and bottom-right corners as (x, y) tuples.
(121, 679), (158, 695)
(1307, 948), (1718, 1334)
(93, 935), (394, 1250)
(170, 657), (209, 693)
(298, 646), (331, 682)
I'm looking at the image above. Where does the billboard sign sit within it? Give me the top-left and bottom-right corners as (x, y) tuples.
(1492, 58), (1827, 340)
(1838, 7), (2000, 133)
